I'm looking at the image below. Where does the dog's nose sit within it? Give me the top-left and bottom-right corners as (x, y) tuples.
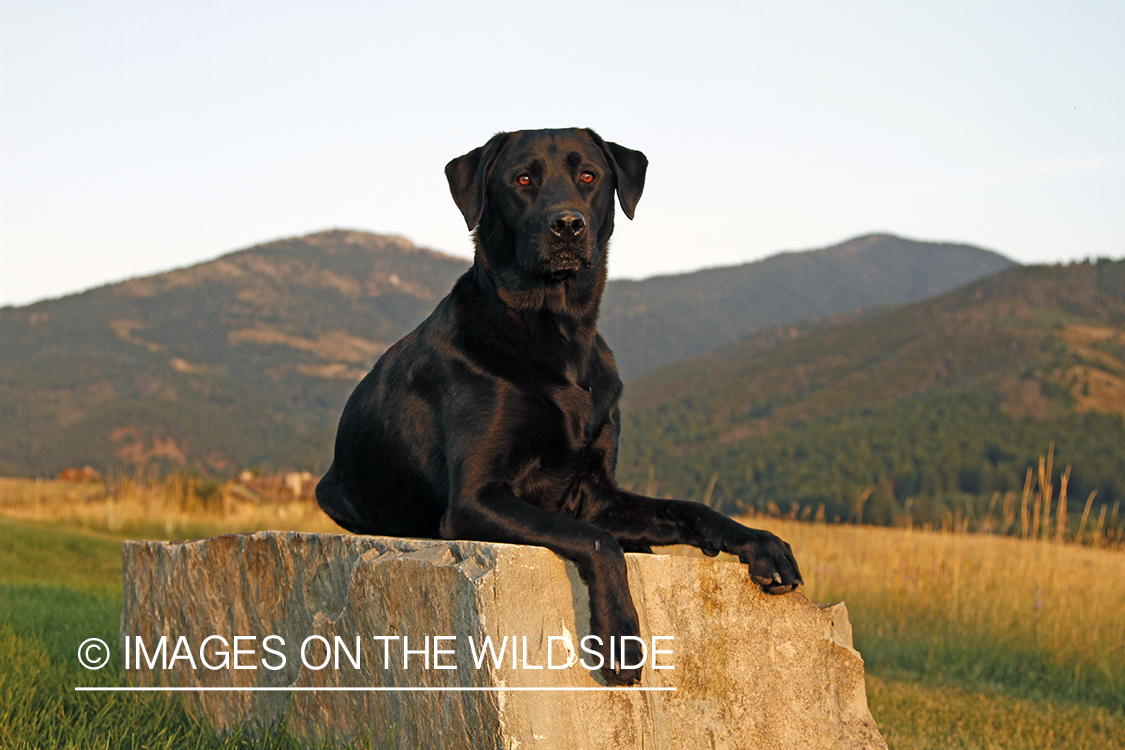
(548, 210), (587, 237)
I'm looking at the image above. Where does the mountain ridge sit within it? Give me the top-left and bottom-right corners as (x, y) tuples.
(0, 229), (1018, 478)
(600, 233), (1015, 378)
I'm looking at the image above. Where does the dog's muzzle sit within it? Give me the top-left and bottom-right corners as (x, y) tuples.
(541, 209), (593, 279)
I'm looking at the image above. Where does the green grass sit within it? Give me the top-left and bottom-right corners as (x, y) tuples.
(0, 516), (123, 595)
(0, 518), (372, 749)
(868, 675), (1125, 750)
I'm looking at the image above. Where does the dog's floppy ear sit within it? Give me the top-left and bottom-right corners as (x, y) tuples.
(444, 132), (510, 230)
(587, 129), (648, 220)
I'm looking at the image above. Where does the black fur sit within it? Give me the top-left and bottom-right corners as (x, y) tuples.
(317, 128), (803, 685)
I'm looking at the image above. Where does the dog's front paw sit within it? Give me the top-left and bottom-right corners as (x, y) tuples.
(589, 602), (645, 686)
(601, 661), (642, 686)
(599, 635), (644, 686)
(737, 530), (803, 594)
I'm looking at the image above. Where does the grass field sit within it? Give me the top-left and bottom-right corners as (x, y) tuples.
(1, 476), (1123, 748)
(739, 516), (1125, 749)
(0, 473), (339, 540)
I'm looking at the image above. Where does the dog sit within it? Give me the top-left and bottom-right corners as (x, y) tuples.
(316, 128), (803, 685)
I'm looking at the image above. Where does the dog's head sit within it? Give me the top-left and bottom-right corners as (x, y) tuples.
(445, 128), (647, 287)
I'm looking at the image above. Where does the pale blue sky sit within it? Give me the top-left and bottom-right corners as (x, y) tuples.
(2, 1), (1123, 307)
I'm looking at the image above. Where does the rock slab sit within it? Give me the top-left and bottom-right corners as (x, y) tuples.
(121, 532), (887, 749)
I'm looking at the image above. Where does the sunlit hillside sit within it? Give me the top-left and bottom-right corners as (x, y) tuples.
(619, 258), (1125, 527)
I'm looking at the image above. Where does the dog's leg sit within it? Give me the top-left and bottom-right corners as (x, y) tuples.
(442, 493), (645, 685)
(314, 463), (367, 535)
(588, 490), (804, 594)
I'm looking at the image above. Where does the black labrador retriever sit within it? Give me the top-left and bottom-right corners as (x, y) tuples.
(317, 128), (802, 685)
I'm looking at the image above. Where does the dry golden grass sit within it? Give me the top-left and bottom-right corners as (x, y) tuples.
(0, 472), (339, 540)
(742, 516), (1125, 691)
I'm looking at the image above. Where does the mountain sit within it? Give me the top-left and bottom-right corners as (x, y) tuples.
(0, 231), (469, 476)
(0, 229), (1015, 478)
(601, 234), (1016, 379)
(616, 259), (1125, 524)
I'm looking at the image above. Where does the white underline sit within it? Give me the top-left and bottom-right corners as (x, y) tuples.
(75, 686), (676, 692)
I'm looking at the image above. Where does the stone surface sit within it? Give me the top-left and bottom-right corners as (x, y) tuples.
(121, 532), (887, 749)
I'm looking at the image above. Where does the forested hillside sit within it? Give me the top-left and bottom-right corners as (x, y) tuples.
(617, 259), (1125, 525)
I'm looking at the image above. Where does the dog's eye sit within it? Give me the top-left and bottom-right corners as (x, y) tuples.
(517, 175), (531, 186)
(580, 172), (596, 184)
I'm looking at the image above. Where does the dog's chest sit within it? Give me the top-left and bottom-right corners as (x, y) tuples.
(550, 381), (600, 448)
